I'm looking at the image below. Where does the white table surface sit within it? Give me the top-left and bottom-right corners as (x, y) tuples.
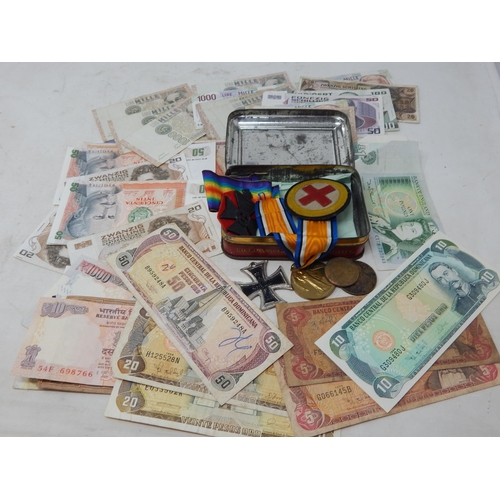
(2, 62), (500, 437)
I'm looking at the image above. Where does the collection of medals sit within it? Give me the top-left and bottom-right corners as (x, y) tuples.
(203, 170), (377, 309)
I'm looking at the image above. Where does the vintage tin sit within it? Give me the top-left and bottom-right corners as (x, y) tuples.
(221, 108), (370, 260)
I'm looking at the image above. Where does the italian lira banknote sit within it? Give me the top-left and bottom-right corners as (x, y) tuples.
(92, 83), (193, 142)
(107, 224), (293, 405)
(315, 232), (500, 412)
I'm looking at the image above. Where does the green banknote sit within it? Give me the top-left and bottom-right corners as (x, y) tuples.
(315, 232), (500, 412)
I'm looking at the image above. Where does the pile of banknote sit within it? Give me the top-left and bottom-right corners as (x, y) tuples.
(11, 70), (500, 436)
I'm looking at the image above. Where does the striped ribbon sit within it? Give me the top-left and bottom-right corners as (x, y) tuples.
(256, 197), (338, 268)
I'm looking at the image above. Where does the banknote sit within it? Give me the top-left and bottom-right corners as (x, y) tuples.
(12, 376), (112, 394)
(120, 105), (205, 166)
(275, 357), (500, 436)
(298, 77), (420, 123)
(53, 145), (148, 204)
(11, 296), (135, 386)
(192, 71), (296, 94)
(92, 83), (193, 142)
(263, 89), (398, 132)
(48, 180), (187, 244)
(112, 303), (287, 416)
(277, 298), (500, 388)
(355, 138), (416, 174)
(276, 298), (359, 386)
(108, 95), (193, 154)
(107, 224), (293, 405)
(315, 232), (500, 412)
(215, 141), (226, 175)
(261, 91), (384, 136)
(14, 209), (70, 273)
(44, 256), (136, 301)
(68, 155), (187, 185)
(66, 202), (221, 264)
(192, 89), (258, 128)
(105, 379), (294, 437)
(329, 70), (394, 85)
(183, 141), (218, 203)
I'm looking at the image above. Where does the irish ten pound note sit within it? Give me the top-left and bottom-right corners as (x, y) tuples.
(107, 224), (293, 405)
(315, 232), (500, 412)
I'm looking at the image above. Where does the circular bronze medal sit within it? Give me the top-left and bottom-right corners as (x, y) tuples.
(284, 178), (350, 220)
(341, 261), (377, 296)
(324, 257), (360, 287)
(290, 262), (336, 300)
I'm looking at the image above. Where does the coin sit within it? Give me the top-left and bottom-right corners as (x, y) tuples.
(340, 261), (377, 296)
(324, 257), (360, 287)
(290, 262), (336, 300)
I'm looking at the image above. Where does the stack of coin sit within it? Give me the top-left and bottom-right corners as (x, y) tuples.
(324, 257), (377, 296)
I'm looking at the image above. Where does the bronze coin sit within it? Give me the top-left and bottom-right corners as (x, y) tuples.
(290, 262), (336, 300)
(341, 261), (377, 296)
(324, 257), (360, 287)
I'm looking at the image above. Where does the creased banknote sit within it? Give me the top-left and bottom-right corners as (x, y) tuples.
(356, 140), (444, 270)
(192, 71), (295, 94)
(109, 95), (194, 154)
(315, 232), (500, 412)
(53, 145), (148, 204)
(92, 83), (193, 142)
(276, 358), (500, 436)
(277, 298), (500, 388)
(120, 105), (205, 166)
(48, 180), (187, 244)
(105, 379), (294, 437)
(112, 303), (287, 416)
(107, 224), (293, 405)
(298, 77), (420, 123)
(196, 86), (294, 141)
(14, 209), (70, 273)
(66, 201), (220, 263)
(11, 297), (135, 386)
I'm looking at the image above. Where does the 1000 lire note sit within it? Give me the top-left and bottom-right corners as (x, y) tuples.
(107, 224), (293, 405)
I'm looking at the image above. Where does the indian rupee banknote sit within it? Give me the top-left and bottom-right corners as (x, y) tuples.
(11, 296), (135, 386)
(315, 232), (500, 412)
(107, 224), (293, 405)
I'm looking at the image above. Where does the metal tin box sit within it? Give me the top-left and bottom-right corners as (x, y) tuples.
(222, 108), (370, 260)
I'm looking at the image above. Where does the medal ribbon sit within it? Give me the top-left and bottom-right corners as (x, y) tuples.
(256, 198), (338, 268)
(202, 170), (275, 211)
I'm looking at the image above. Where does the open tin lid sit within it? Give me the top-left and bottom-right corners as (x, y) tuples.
(225, 108), (355, 172)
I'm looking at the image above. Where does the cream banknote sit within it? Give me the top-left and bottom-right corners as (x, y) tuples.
(53, 145), (148, 204)
(275, 357), (500, 436)
(105, 379), (294, 437)
(315, 232), (500, 412)
(112, 303), (287, 416)
(11, 297), (135, 386)
(329, 70), (394, 85)
(298, 77), (420, 123)
(66, 201), (220, 263)
(192, 71), (296, 94)
(107, 224), (293, 405)
(197, 86), (294, 141)
(277, 298), (500, 388)
(48, 180), (187, 244)
(12, 376), (112, 394)
(120, 105), (205, 166)
(92, 83), (193, 142)
(108, 95), (193, 154)
(14, 209), (70, 273)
